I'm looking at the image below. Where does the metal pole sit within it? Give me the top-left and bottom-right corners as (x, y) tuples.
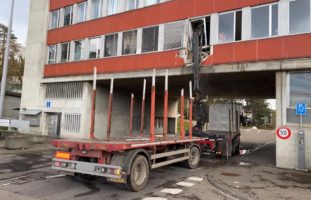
(106, 78), (114, 140)
(129, 93), (134, 137)
(163, 70), (168, 140)
(150, 69), (156, 142)
(0, 0), (15, 117)
(89, 67), (97, 139)
(140, 79), (146, 137)
(189, 81), (193, 139)
(180, 89), (185, 140)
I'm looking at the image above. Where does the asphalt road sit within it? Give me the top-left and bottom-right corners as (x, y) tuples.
(0, 129), (310, 200)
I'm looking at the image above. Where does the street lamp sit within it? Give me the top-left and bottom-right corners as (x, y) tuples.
(0, 0), (15, 117)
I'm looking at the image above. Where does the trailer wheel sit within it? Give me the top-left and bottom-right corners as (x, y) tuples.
(185, 146), (200, 169)
(126, 155), (149, 192)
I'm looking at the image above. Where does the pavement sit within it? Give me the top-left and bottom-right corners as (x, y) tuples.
(0, 129), (310, 200)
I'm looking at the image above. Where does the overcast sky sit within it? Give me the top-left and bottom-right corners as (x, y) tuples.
(0, 0), (30, 46)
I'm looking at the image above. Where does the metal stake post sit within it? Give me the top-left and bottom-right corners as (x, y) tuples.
(129, 93), (134, 137)
(89, 67), (97, 139)
(140, 79), (146, 137)
(0, 0), (15, 117)
(150, 70), (156, 142)
(189, 81), (193, 139)
(163, 70), (168, 139)
(106, 78), (114, 140)
(180, 89), (185, 140)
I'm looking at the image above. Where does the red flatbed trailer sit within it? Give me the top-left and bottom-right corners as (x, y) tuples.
(51, 70), (209, 191)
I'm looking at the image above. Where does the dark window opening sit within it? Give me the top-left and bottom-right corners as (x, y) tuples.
(235, 11), (242, 41)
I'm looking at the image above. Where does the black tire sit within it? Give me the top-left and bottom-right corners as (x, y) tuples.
(185, 146), (200, 169)
(125, 155), (149, 192)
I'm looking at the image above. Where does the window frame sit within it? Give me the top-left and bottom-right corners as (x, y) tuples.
(163, 20), (184, 50)
(77, 1), (88, 23)
(251, 3), (279, 39)
(104, 33), (119, 57)
(50, 10), (60, 29)
(288, 0), (311, 35)
(63, 5), (73, 26)
(91, 0), (103, 20)
(218, 10), (238, 44)
(141, 25), (159, 53)
(89, 37), (101, 59)
(47, 45), (57, 64)
(60, 42), (71, 63)
(128, 0), (140, 11)
(122, 30), (138, 55)
(74, 40), (84, 61)
(288, 72), (311, 109)
(108, 0), (118, 15)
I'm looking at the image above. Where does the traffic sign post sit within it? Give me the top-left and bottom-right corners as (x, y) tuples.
(295, 103), (306, 170)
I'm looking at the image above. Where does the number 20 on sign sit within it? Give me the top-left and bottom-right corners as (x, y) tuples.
(276, 126), (291, 140)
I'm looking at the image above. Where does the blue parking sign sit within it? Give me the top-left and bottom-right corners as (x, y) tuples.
(46, 101), (51, 108)
(296, 103), (307, 116)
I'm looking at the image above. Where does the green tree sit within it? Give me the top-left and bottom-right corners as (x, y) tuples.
(244, 99), (271, 129)
(0, 23), (24, 90)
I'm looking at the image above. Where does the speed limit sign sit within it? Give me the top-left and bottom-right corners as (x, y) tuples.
(276, 126), (291, 140)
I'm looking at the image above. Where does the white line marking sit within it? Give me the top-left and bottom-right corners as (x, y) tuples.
(176, 181), (194, 187)
(187, 177), (204, 182)
(161, 188), (183, 194)
(239, 162), (252, 166)
(45, 174), (66, 179)
(143, 198), (167, 200)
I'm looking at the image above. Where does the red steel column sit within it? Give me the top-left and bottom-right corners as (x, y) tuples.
(106, 78), (114, 141)
(189, 81), (193, 139)
(129, 93), (134, 137)
(180, 89), (185, 140)
(163, 70), (168, 140)
(150, 70), (156, 142)
(90, 67), (97, 139)
(140, 79), (146, 137)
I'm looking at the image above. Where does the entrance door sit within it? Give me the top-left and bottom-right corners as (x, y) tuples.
(47, 113), (61, 137)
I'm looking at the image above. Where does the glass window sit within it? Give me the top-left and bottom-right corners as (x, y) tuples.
(142, 26), (159, 52)
(129, 0), (140, 10)
(251, 4), (278, 39)
(77, 1), (87, 23)
(89, 37), (101, 59)
(104, 34), (118, 57)
(108, 0), (118, 15)
(50, 10), (59, 29)
(289, 0), (310, 34)
(48, 45), (57, 64)
(145, 0), (160, 6)
(122, 30), (137, 55)
(91, 0), (102, 19)
(251, 6), (270, 38)
(61, 42), (70, 62)
(271, 4), (278, 36)
(218, 12), (234, 43)
(290, 73), (311, 107)
(164, 21), (184, 50)
(63, 6), (73, 26)
(74, 40), (84, 61)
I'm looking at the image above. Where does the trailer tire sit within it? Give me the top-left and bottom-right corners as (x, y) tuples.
(185, 146), (200, 169)
(126, 155), (149, 192)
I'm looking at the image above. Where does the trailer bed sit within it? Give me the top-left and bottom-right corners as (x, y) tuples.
(52, 136), (204, 152)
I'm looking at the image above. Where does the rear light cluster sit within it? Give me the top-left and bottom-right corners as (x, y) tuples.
(53, 161), (76, 169)
(95, 167), (122, 176)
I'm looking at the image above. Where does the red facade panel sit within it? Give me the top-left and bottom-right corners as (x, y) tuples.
(47, 0), (277, 45)
(44, 50), (184, 77)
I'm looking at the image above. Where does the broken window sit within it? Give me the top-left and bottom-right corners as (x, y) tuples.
(91, 0), (102, 19)
(63, 6), (73, 26)
(289, 0), (310, 34)
(142, 26), (159, 53)
(50, 10), (59, 29)
(164, 21), (184, 50)
(89, 37), (101, 59)
(190, 17), (211, 54)
(61, 42), (70, 62)
(77, 1), (87, 23)
(105, 33), (118, 57)
(74, 40), (84, 61)
(251, 4), (278, 39)
(218, 10), (242, 43)
(48, 45), (57, 64)
(122, 30), (137, 55)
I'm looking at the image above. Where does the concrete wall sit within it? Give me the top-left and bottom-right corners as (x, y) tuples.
(3, 95), (20, 119)
(20, 0), (49, 134)
(276, 72), (311, 170)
